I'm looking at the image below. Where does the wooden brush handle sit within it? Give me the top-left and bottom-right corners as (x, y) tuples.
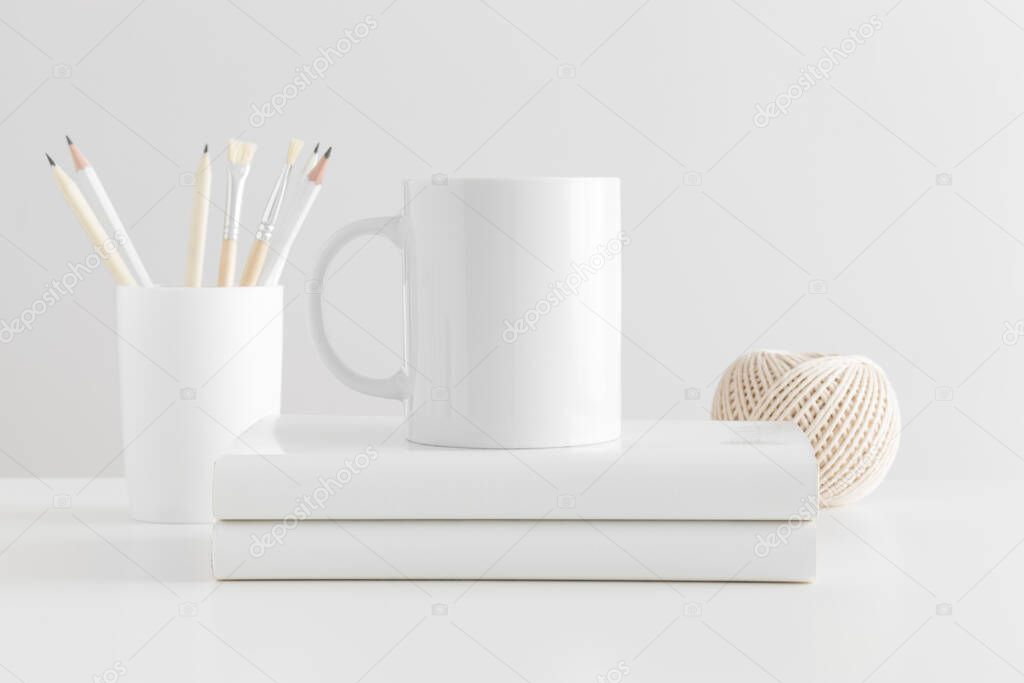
(239, 240), (269, 286)
(217, 238), (237, 287)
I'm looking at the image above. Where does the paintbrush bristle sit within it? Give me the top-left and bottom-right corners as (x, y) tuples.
(227, 139), (257, 166)
(286, 138), (304, 166)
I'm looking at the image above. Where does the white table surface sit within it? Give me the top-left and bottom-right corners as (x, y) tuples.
(1, 477), (1021, 682)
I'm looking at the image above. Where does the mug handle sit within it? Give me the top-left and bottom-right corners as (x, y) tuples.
(308, 216), (411, 400)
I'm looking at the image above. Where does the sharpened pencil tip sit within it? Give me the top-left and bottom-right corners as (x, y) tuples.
(65, 135), (73, 145)
(324, 146), (332, 159)
(203, 143), (208, 154)
(313, 142), (320, 154)
(45, 153), (55, 166)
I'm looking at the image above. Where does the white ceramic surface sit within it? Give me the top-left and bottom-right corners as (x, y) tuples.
(116, 287), (282, 523)
(310, 178), (623, 449)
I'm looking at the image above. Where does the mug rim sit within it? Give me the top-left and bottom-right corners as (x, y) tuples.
(405, 176), (620, 184)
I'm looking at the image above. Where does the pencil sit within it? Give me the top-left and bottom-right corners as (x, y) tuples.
(185, 144), (212, 287)
(47, 154), (137, 286)
(66, 136), (153, 286)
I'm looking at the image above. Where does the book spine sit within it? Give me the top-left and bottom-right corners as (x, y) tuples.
(213, 452), (818, 521)
(213, 520), (816, 582)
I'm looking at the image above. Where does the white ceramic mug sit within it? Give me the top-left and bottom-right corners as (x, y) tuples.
(117, 287), (283, 523)
(310, 177), (623, 449)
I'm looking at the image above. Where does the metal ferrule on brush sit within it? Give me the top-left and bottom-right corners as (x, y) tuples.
(223, 166), (250, 241)
(256, 166), (292, 242)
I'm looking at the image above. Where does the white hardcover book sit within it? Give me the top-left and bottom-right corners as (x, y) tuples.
(214, 519), (816, 582)
(213, 416), (817, 521)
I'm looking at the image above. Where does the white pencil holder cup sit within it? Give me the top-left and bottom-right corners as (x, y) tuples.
(116, 287), (283, 523)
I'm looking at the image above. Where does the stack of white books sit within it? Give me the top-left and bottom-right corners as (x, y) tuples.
(212, 416), (818, 581)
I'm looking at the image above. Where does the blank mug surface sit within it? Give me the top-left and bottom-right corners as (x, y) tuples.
(403, 178), (622, 448)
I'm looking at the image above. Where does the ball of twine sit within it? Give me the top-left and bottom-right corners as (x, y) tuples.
(712, 350), (901, 507)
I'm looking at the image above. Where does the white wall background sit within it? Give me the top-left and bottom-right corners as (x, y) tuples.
(2, 0), (1024, 481)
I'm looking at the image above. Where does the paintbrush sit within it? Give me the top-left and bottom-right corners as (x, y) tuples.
(301, 142), (320, 177)
(262, 147), (332, 287)
(217, 139), (257, 286)
(240, 138), (303, 286)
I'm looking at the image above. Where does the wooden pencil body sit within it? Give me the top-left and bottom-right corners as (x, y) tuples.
(54, 166), (137, 286)
(186, 155), (211, 287)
